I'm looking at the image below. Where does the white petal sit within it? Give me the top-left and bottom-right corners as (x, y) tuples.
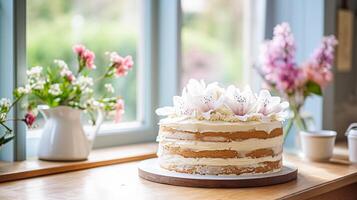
(280, 101), (289, 109)
(155, 107), (175, 116)
(258, 89), (271, 100)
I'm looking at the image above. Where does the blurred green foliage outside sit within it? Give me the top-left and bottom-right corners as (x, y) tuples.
(27, 0), (139, 122)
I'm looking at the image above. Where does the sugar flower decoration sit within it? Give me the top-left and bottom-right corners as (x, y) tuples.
(156, 79), (225, 120)
(224, 85), (256, 121)
(255, 90), (289, 121)
(184, 79), (225, 119)
(156, 79), (289, 122)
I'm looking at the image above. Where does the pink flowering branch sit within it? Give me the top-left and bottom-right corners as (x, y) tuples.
(257, 22), (338, 135)
(303, 35), (338, 88)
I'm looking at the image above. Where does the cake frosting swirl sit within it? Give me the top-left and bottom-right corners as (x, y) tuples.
(155, 79), (288, 176)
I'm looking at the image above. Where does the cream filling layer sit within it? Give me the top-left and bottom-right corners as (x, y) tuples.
(157, 145), (283, 157)
(159, 118), (282, 133)
(158, 135), (283, 152)
(159, 154), (282, 166)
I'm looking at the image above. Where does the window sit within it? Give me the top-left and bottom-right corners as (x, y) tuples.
(0, 0), (264, 160)
(25, 0), (157, 157)
(181, 0), (266, 89)
(27, 0), (139, 123)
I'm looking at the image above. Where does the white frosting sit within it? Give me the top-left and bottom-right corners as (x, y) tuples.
(159, 135), (283, 152)
(159, 117), (282, 133)
(159, 154), (282, 166)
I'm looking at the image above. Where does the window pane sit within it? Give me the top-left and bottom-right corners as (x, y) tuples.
(27, 0), (139, 124)
(181, 0), (246, 87)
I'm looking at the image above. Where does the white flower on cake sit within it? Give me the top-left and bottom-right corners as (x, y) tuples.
(156, 79), (224, 119)
(155, 79), (289, 122)
(184, 79), (224, 119)
(224, 85), (256, 121)
(255, 90), (289, 121)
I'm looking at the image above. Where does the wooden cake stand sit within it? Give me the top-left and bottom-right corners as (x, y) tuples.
(138, 158), (297, 188)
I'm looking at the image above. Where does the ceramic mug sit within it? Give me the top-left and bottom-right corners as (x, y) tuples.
(300, 130), (337, 161)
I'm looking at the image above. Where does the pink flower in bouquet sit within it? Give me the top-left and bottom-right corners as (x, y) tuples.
(123, 56), (134, 69)
(24, 112), (36, 127)
(303, 35), (337, 87)
(66, 73), (76, 82)
(109, 52), (134, 77)
(60, 69), (76, 82)
(303, 64), (333, 87)
(309, 36), (337, 69)
(73, 44), (96, 70)
(261, 22), (296, 74)
(83, 50), (96, 69)
(260, 22), (305, 93)
(274, 66), (306, 93)
(73, 44), (86, 57)
(115, 99), (125, 123)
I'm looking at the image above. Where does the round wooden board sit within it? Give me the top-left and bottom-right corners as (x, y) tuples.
(138, 158), (297, 188)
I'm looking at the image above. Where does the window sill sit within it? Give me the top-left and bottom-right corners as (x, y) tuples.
(0, 143), (157, 183)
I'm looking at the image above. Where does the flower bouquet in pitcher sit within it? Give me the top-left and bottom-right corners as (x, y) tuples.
(16, 44), (133, 160)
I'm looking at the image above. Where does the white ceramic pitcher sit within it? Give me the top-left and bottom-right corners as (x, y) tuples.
(37, 106), (103, 161)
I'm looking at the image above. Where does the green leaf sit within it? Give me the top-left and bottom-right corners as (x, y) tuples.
(306, 81), (322, 96)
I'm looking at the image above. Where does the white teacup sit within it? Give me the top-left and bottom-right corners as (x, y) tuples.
(300, 130), (337, 161)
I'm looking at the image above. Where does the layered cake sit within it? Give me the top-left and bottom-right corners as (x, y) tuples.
(156, 79), (289, 176)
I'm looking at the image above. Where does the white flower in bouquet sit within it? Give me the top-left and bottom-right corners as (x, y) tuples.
(0, 113), (6, 122)
(104, 84), (115, 94)
(0, 98), (11, 109)
(26, 66), (43, 78)
(54, 59), (68, 70)
(54, 60), (76, 82)
(48, 84), (62, 96)
(83, 88), (93, 94)
(74, 76), (94, 91)
(27, 66), (47, 90)
(16, 85), (32, 96)
(31, 79), (46, 90)
(85, 98), (102, 109)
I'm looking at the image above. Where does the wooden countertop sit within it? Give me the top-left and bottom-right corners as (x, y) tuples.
(0, 143), (356, 200)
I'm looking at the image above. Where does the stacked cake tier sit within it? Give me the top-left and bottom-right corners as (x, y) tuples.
(157, 119), (283, 175)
